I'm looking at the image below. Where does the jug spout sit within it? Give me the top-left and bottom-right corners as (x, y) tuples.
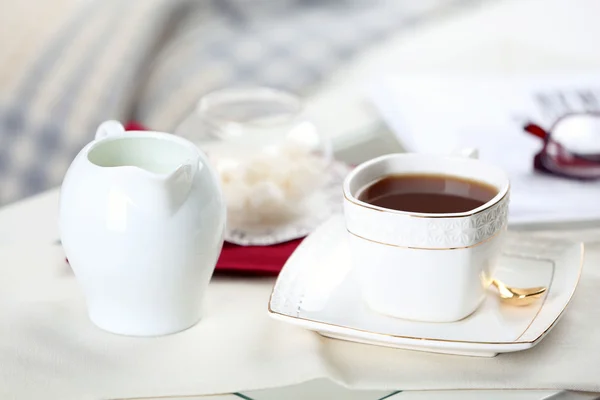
(160, 159), (199, 215)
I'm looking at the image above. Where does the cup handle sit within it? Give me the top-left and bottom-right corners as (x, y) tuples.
(451, 147), (479, 159)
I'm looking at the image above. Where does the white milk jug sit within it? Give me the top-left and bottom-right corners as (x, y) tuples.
(60, 121), (226, 336)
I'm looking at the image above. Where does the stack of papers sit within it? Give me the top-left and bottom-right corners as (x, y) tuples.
(370, 75), (600, 226)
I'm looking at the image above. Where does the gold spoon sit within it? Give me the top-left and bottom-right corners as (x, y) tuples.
(492, 279), (547, 306)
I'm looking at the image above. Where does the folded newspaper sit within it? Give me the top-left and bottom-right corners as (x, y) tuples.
(370, 74), (600, 226)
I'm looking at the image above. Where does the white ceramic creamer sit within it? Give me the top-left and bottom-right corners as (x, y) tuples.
(60, 121), (226, 336)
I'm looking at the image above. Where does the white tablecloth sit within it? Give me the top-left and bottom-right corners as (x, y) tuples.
(1, 189), (600, 399)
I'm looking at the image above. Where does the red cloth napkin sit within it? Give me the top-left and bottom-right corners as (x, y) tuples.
(217, 239), (302, 275)
(124, 121), (302, 275)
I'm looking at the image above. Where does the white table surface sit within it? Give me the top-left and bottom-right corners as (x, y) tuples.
(0, 190), (597, 400)
(1, 185), (592, 398)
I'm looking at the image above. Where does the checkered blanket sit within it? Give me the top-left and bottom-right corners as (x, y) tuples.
(0, 0), (481, 206)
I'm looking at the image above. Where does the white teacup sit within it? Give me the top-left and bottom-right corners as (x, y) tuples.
(343, 153), (509, 322)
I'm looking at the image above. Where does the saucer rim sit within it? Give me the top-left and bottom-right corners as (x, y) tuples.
(267, 217), (584, 347)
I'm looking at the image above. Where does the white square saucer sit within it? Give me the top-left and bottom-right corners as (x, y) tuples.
(268, 216), (584, 357)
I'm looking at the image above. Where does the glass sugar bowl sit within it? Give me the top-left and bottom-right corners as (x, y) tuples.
(177, 87), (332, 234)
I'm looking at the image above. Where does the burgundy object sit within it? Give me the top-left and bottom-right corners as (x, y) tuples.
(216, 239), (303, 275)
(124, 121), (148, 131)
(524, 116), (600, 180)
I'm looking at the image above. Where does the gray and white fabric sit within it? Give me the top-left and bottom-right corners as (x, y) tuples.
(0, 0), (481, 206)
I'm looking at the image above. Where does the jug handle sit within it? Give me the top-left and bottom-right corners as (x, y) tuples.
(451, 147), (479, 159)
(95, 120), (126, 140)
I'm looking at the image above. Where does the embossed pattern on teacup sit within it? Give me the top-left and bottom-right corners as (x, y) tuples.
(343, 195), (509, 249)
